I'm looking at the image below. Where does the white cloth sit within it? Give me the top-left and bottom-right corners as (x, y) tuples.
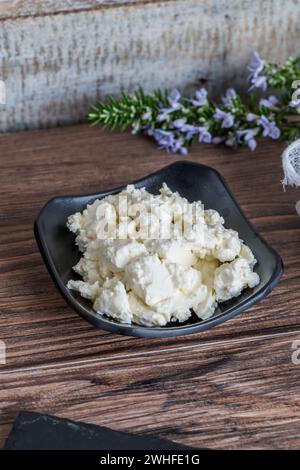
(282, 139), (300, 188)
(282, 139), (300, 215)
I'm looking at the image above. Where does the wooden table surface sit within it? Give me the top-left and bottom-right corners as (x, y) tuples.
(1, 124), (300, 450)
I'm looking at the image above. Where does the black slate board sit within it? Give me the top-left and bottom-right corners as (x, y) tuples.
(4, 412), (191, 450)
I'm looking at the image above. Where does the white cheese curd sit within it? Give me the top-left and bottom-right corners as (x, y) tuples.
(212, 228), (242, 262)
(128, 291), (170, 327)
(93, 277), (132, 324)
(67, 183), (260, 326)
(194, 290), (217, 320)
(125, 255), (174, 306)
(67, 279), (100, 301)
(145, 239), (197, 267)
(214, 258), (260, 302)
(101, 239), (147, 270)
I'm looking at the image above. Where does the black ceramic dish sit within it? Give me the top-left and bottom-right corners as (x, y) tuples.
(34, 161), (283, 338)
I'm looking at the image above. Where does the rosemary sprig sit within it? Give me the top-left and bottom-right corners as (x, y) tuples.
(88, 53), (300, 154)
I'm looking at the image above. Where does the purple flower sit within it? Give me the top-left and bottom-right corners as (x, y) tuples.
(156, 89), (182, 121)
(172, 118), (187, 129)
(152, 129), (187, 155)
(167, 89), (182, 109)
(198, 127), (212, 143)
(180, 124), (198, 140)
(142, 111), (152, 120)
(156, 113), (169, 122)
(188, 88), (208, 107)
(247, 139), (256, 151)
(248, 52), (265, 77)
(152, 129), (173, 144)
(179, 146), (188, 156)
(169, 119), (212, 146)
(179, 124), (211, 143)
(144, 127), (153, 136)
(248, 52), (268, 91)
(222, 88), (237, 107)
(212, 136), (225, 144)
(214, 108), (234, 128)
(246, 113), (257, 122)
(236, 129), (258, 151)
(289, 99), (300, 108)
(259, 95), (279, 109)
(250, 75), (268, 91)
(259, 116), (281, 139)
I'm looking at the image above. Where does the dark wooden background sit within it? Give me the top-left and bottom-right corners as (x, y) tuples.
(1, 125), (300, 449)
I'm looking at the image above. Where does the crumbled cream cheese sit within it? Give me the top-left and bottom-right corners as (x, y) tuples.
(93, 277), (131, 324)
(214, 258), (260, 302)
(67, 183), (260, 326)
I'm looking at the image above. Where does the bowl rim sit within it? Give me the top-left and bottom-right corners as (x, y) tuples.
(34, 160), (284, 338)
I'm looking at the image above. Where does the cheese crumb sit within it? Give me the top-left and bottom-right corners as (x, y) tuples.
(67, 184), (260, 326)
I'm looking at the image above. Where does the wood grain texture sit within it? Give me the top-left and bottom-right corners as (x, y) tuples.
(0, 0), (299, 132)
(1, 333), (300, 450)
(0, 0), (153, 20)
(0, 124), (300, 448)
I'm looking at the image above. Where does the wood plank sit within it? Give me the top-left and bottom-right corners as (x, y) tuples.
(0, 0), (154, 20)
(1, 124), (300, 449)
(0, 0), (299, 131)
(1, 333), (300, 449)
(0, 125), (300, 373)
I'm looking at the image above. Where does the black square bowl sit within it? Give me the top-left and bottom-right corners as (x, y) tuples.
(34, 161), (283, 338)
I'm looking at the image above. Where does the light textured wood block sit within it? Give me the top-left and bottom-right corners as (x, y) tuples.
(0, 1), (146, 20)
(0, 0), (299, 131)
